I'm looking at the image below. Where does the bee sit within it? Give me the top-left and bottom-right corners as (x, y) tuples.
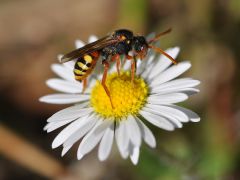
(60, 29), (177, 108)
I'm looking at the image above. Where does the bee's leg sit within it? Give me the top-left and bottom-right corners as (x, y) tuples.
(126, 55), (133, 60)
(125, 55), (136, 84)
(148, 45), (177, 64)
(111, 54), (121, 76)
(102, 61), (114, 108)
(131, 57), (136, 84)
(82, 78), (87, 93)
(112, 54), (121, 76)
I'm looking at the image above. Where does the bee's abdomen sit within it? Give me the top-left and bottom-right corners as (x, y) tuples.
(74, 52), (99, 81)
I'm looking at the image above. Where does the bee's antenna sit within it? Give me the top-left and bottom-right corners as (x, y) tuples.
(148, 28), (172, 44)
(148, 45), (177, 64)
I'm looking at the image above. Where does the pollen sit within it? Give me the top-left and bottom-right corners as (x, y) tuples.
(90, 72), (148, 119)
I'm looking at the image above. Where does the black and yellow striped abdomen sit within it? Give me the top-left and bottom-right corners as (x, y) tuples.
(74, 52), (99, 81)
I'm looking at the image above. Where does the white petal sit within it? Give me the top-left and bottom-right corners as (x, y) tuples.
(115, 120), (129, 159)
(135, 117), (156, 148)
(77, 119), (111, 160)
(140, 46), (172, 77)
(85, 76), (98, 92)
(147, 47), (180, 80)
(46, 78), (82, 93)
(61, 115), (98, 156)
(169, 105), (200, 122)
(125, 116), (141, 147)
(88, 35), (98, 43)
(63, 115), (98, 147)
(44, 120), (72, 133)
(51, 64), (75, 82)
(148, 93), (188, 104)
(129, 143), (140, 165)
(109, 63), (117, 74)
(136, 59), (141, 69)
(44, 121), (55, 131)
(98, 122), (114, 161)
(150, 61), (191, 86)
(47, 107), (92, 123)
(39, 94), (90, 104)
(139, 110), (175, 131)
(63, 61), (76, 70)
(146, 104), (189, 122)
(46, 102), (89, 122)
(152, 87), (200, 95)
(61, 145), (72, 157)
(51, 115), (92, 148)
(179, 88), (200, 96)
(138, 54), (155, 76)
(123, 60), (131, 71)
(151, 78), (200, 94)
(75, 39), (85, 48)
(142, 107), (182, 128)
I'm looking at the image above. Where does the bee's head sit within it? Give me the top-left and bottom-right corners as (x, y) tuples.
(132, 36), (148, 59)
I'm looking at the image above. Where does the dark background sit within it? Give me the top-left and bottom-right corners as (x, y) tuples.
(0, 0), (240, 179)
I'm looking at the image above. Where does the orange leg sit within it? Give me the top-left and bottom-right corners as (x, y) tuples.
(131, 58), (136, 84)
(126, 55), (133, 60)
(148, 45), (177, 64)
(111, 54), (121, 76)
(82, 78), (87, 93)
(102, 62), (114, 108)
(125, 55), (136, 84)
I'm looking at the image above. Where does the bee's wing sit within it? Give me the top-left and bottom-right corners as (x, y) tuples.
(60, 36), (119, 63)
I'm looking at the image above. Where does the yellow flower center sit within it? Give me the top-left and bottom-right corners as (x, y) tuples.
(90, 72), (148, 119)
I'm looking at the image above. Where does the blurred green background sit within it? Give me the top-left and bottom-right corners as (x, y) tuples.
(0, 0), (240, 179)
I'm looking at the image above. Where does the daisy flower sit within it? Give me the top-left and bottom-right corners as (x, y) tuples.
(40, 35), (200, 165)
